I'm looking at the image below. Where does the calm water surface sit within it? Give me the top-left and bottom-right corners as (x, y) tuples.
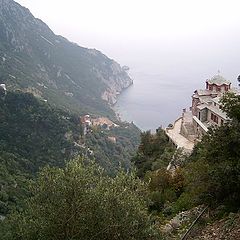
(114, 70), (238, 131)
(113, 32), (240, 131)
(114, 72), (193, 131)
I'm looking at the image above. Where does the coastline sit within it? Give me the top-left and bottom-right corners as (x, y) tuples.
(112, 82), (134, 123)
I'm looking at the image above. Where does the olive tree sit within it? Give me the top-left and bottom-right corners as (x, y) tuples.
(2, 158), (161, 240)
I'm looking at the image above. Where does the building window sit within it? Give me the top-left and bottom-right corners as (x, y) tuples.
(209, 85), (213, 90)
(211, 113), (214, 120)
(221, 119), (224, 126)
(198, 112), (201, 120)
(211, 113), (219, 124)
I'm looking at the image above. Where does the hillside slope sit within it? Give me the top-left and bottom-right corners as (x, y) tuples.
(0, 0), (132, 118)
(0, 91), (83, 214)
(0, 91), (140, 215)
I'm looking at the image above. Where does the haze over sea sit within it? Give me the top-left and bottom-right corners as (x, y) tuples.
(15, 0), (240, 131)
(113, 35), (240, 131)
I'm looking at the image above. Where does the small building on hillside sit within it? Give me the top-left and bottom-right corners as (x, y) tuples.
(81, 115), (91, 126)
(0, 84), (6, 91)
(92, 117), (118, 129)
(108, 136), (117, 143)
(81, 114), (92, 135)
(0, 83), (6, 98)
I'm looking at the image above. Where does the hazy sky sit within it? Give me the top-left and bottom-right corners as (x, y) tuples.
(15, 0), (240, 79)
(14, 0), (240, 128)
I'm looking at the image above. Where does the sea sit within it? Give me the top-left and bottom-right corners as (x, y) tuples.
(112, 31), (240, 131)
(114, 69), (239, 132)
(114, 71), (194, 131)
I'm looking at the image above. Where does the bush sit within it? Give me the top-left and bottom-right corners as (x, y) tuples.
(1, 158), (161, 240)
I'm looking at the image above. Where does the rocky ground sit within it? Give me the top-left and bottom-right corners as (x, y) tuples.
(188, 212), (240, 240)
(160, 209), (240, 240)
(160, 206), (205, 239)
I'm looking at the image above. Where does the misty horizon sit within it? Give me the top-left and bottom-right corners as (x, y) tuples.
(14, 0), (240, 129)
(14, 0), (240, 81)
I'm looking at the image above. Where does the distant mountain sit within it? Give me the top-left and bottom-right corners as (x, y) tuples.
(0, 0), (141, 219)
(0, 0), (132, 118)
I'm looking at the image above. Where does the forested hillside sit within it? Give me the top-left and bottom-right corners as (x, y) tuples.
(0, 0), (132, 118)
(0, 91), (82, 214)
(2, 92), (240, 239)
(86, 122), (141, 174)
(0, 1), (143, 233)
(0, 91), (140, 216)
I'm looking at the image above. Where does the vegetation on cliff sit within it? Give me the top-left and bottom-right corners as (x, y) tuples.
(131, 92), (240, 238)
(0, 91), (82, 215)
(0, 0), (132, 118)
(184, 92), (240, 210)
(132, 129), (175, 178)
(1, 92), (239, 238)
(0, 91), (140, 215)
(86, 122), (140, 174)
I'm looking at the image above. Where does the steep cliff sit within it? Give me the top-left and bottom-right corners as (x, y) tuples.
(101, 61), (133, 105)
(0, 0), (132, 117)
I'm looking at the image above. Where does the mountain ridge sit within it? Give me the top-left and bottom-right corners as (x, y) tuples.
(0, 0), (132, 118)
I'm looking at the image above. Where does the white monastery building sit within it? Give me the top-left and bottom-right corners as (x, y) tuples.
(165, 74), (240, 152)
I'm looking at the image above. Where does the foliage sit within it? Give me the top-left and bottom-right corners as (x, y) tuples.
(0, 91), (83, 169)
(1, 158), (161, 240)
(146, 168), (184, 212)
(0, 92), (140, 215)
(85, 123), (140, 175)
(0, 91), (83, 214)
(132, 129), (175, 178)
(0, 152), (32, 215)
(184, 93), (240, 209)
(131, 129), (187, 216)
(132, 93), (240, 215)
(220, 92), (240, 121)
